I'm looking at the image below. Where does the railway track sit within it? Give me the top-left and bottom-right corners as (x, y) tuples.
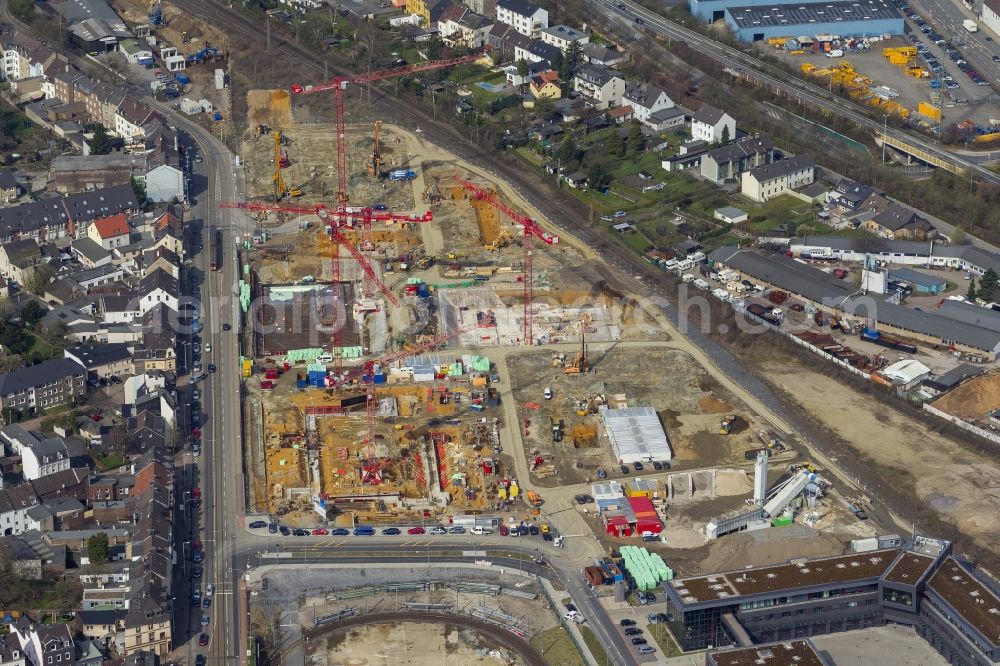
(273, 610), (548, 666)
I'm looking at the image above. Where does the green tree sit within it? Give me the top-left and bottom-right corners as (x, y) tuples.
(20, 300), (44, 326)
(130, 176), (147, 205)
(950, 225), (969, 245)
(9, 0), (34, 22)
(90, 124), (111, 155)
(516, 59), (528, 78)
(967, 278), (978, 302)
(556, 139), (581, 165)
(23, 264), (55, 296)
(719, 124), (730, 145)
(606, 129), (625, 158)
(979, 269), (999, 301)
(627, 120), (645, 156)
(564, 41), (582, 78)
(586, 161), (612, 191)
(86, 533), (109, 566)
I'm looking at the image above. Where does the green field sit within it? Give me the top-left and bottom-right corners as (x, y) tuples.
(530, 626), (586, 666)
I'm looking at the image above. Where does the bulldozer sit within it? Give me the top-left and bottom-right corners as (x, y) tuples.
(526, 490), (543, 507)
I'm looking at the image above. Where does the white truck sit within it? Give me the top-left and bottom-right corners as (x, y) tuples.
(963, 19), (978, 32)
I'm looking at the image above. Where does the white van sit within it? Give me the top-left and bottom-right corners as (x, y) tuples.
(471, 526), (492, 535)
(681, 273), (695, 283)
(315, 353), (333, 363)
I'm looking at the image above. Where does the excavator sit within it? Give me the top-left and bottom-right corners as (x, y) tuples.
(485, 229), (510, 251)
(272, 131), (301, 200)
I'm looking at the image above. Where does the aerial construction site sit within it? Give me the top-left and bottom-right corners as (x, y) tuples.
(231, 58), (884, 583)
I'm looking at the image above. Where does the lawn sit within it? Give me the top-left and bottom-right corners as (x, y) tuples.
(578, 625), (611, 664)
(96, 453), (126, 471)
(645, 623), (684, 658)
(530, 626), (586, 666)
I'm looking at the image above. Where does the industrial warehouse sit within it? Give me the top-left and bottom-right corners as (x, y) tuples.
(723, 0), (904, 42)
(708, 246), (1000, 359)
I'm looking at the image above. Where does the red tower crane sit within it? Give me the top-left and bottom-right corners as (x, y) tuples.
(331, 324), (475, 486)
(220, 200), (428, 307)
(290, 48), (491, 211)
(452, 177), (558, 345)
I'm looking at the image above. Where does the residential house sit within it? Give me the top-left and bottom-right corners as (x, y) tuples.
(38, 305), (96, 340)
(86, 213), (131, 251)
(573, 64), (625, 109)
(64, 343), (133, 380)
(0, 634), (25, 666)
(0, 238), (45, 285)
(563, 171), (588, 188)
(99, 293), (141, 324)
(50, 153), (147, 195)
(540, 24), (589, 51)
(142, 164), (183, 203)
(622, 82), (674, 126)
(691, 103), (736, 144)
(150, 211), (183, 258)
(462, 0), (496, 14)
(581, 42), (628, 67)
(486, 23), (533, 56)
(607, 106), (633, 124)
(138, 269), (179, 315)
(515, 40), (561, 65)
(700, 134), (774, 184)
(140, 247), (180, 279)
(406, 0), (455, 27)
(438, 6), (494, 47)
(10, 620), (74, 666)
(75, 639), (106, 666)
(77, 611), (125, 643)
(20, 436), (72, 481)
(123, 652), (159, 666)
(115, 96), (162, 142)
(529, 70), (561, 100)
(0, 358), (87, 417)
(496, 0), (548, 36)
(69, 237), (112, 269)
(0, 35), (58, 82)
(0, 168), (21, 202)
(0, 184), (138, 244)
(646, 107), (686, 131)
(865, 204), (937, 240)
(740, 153), (815, 202)
(133, 305), (176, 373)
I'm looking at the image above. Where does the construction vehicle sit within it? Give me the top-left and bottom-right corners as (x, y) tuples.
(526, 490), (543, 507)
(564, 319), (590, 375)
(551, 417), (562, 442)
(720, 415), (736, 435)
(575, 398), (590, 416)
(369, 120), (383, 177)
(272, 132), (290, 200)
(485, 229), (510, 251)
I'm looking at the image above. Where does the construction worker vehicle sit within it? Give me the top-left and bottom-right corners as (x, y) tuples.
(720, 415), (736, 435)
(526, 491), (543, 507)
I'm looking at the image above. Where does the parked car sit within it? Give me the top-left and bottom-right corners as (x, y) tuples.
(203, 597), (211, 608)
(192, 565), (202, 579)
(638, 646), (656, 654)
(633, 461), (644, 471)
(292, 528), (309, 536)
(620, 464), (629, 474)
(624, 627), (643, 636)
(199, 634), (209, 647)
(279, 526), (290, 536)
(620, 619), (637, 627)
(529, 525), (540, 536)
(448, 526), (466, 534)
(311, 528), (328, 536)
(249, 520), (268, 529)
(631, 638), (647, 645)
(201, 615), (209, 627)
(382, 527), (401, 535)
(429, 526), (447, 535)
(407, 526), (426, 535)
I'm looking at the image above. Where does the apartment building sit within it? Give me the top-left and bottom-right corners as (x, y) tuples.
(495, 0), (548, 37)
(0, 358), (87, 417)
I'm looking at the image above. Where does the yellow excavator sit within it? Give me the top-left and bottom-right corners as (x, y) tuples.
(485, 229), (510, 251)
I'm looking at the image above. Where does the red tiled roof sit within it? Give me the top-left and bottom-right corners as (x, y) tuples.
(91, 213), (129, 239)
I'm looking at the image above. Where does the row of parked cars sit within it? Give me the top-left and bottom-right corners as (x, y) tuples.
(898, 2), (991, 88)
(250, 521), (492, 536)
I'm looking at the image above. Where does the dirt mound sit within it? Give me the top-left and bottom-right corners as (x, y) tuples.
(932, 371), (1000, 419)
(247, 89), (294, 129)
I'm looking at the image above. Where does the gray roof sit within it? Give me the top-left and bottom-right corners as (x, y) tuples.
(0, 358), (85, 397)
(716, 206), (747, 218)
(3, 238), (40, 261)
(71, 237), (111, 264)
(51, 0), (121, 22)
(601, 406), (672, 461)
(872, 204), (934, 232)
(26, 436), (70, 462)
(936, 300), (1000, 332)
(0, 168), (18, 191)
(924, 362), (984, 390)
(541, 24), (587, 41)
(707, 135), (774, 165)
(65, 343), (132, 369)
(711, 247), (1000, 353)
(0, 185), (137, 238)
(747, 153), (814, 182)
(575, 63), (622, 86)
(650, 107), (686, 121)
(581, 42), (623, 62)
(790, 234), (937, 256)
(52, 153), (147, 173)
(624, 82), (670, 108)
(67, 18), (132, 42)
(887, 267), (947, 289)
(497, 0), (544, 15)
(139, 267), (178, 298)
(693, 103), (727, 126)
(726, 0), (900, 28)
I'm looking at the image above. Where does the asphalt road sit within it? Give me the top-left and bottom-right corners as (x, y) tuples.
(909, 0), (1000, 85)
